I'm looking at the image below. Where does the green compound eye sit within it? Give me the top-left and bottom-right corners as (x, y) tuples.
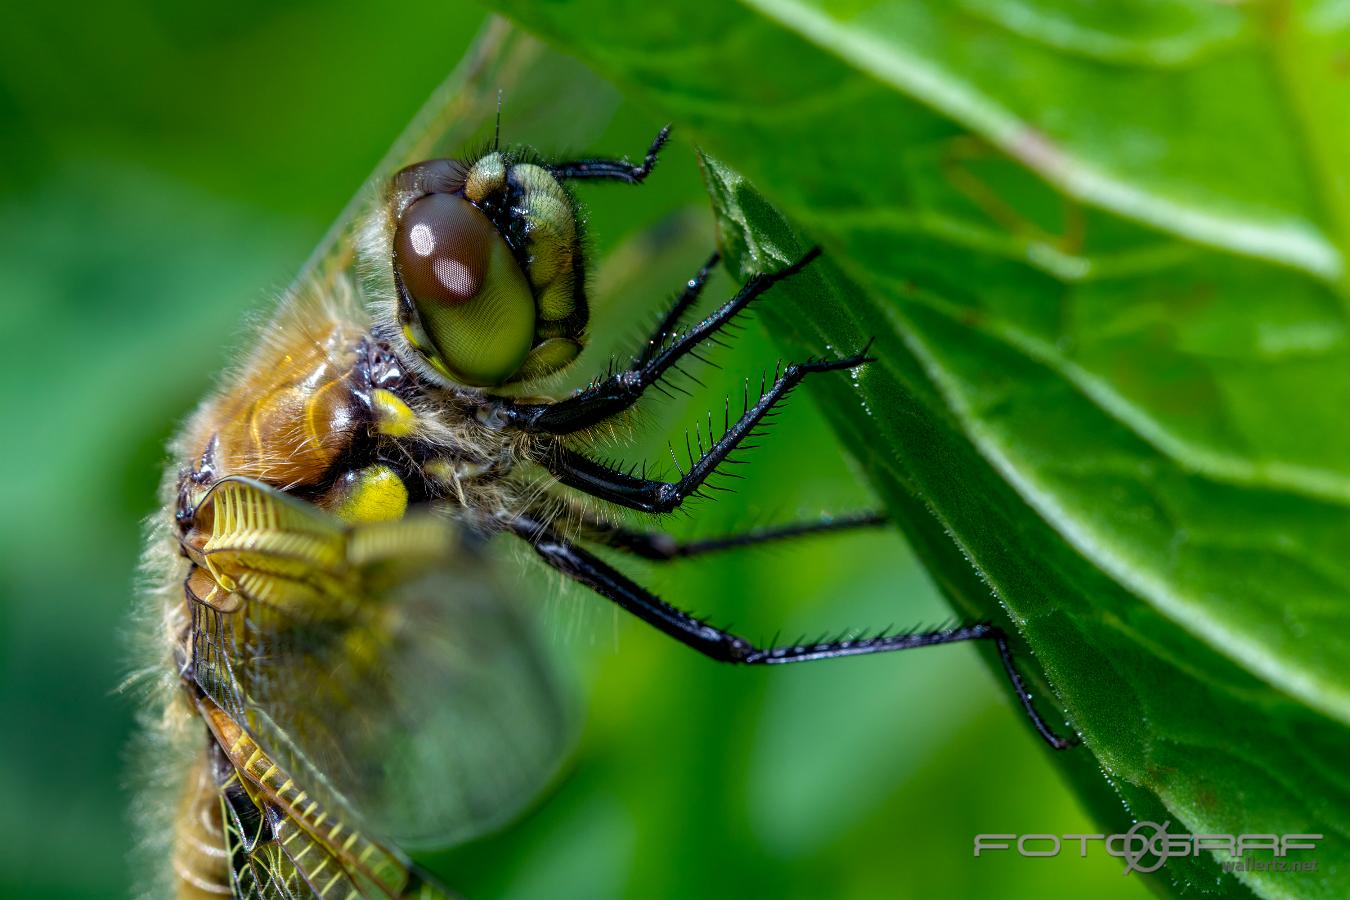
(393, 192), (536, 387)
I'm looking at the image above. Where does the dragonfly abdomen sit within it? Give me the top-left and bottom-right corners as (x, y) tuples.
(171, 755), (232, 898)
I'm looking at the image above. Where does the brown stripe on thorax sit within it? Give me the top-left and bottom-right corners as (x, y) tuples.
(211, 322), (367, 490)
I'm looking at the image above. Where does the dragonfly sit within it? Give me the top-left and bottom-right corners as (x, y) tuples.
(141, 23), (1074, 900)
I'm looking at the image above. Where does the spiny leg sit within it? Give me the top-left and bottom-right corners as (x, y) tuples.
(635, 250), (721, 370)
(507, 514), (1077, 750)
(548, 125), (671, 184)
(484, 248), (823, 435)
(577, 509), (888, 561)
(541, 348), (870, 513)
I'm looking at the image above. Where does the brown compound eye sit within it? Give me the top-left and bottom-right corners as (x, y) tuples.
(393, 192), (537, 387)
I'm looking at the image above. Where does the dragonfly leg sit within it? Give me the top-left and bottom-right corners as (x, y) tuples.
(577, 510), (888, 561)
(634, 249), (720, 370)
(507, 514), (1078, 751)
(536, 347), (871, 513)
(548, 125), (670, 184)
(484, 248), (825, 435)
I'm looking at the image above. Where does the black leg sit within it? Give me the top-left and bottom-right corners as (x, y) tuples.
(548, 125), (671, 184)
(583, 510), (888, 561)
(635, 250), (720, 369)
(483, 248), (823, 435)
(508, 515), (1077, 750)
(543, 349), (871, 513)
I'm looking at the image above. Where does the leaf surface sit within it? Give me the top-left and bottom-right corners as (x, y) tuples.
(484, 3), (1350, 896)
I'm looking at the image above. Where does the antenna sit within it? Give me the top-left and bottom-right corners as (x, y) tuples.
(494, 90), (503, 151)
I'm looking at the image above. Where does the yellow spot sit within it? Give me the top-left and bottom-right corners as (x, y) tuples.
(328, 465), (408, 523)
(370, 388), (416, 437)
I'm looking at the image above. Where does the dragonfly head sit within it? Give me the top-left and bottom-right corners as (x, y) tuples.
(388, 152), (585, 389)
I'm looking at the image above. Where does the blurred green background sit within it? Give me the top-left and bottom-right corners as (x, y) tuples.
(0, 4), (1147, 898)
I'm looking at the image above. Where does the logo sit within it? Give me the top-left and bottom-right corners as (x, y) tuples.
(973, 824), (1321, 876)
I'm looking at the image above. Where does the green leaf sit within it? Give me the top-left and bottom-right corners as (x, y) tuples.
(483, 2), (1350, 897)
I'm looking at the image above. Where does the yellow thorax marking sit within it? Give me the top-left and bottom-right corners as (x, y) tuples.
(371, 388), (417, 437)
(326, 464), (409, 524)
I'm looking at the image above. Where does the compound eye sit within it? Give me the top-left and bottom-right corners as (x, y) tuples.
(393, 192), (536, 386)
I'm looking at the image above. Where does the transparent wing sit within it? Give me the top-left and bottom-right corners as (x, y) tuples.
(227, 815), (307, 900)
(194, 705), (457, 900)
(260, 805), (452, 900)
(191, 478), (571, 852)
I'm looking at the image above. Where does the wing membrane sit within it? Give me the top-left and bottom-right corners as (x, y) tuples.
(203, 699), (457, 900)
(227, 809), (307, 900)
(190, 477), (570, 854)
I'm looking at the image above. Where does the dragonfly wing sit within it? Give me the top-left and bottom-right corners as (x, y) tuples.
(264, 807), (455, 900)
(228, 834), (306, 900)
(190, 477), (571, 852)
(217, 785), (452, 900)
(201, 698), (457, 900)
(319, 567), (571, 848)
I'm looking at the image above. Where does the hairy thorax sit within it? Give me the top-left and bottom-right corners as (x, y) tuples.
(173, 313), (534, 536)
